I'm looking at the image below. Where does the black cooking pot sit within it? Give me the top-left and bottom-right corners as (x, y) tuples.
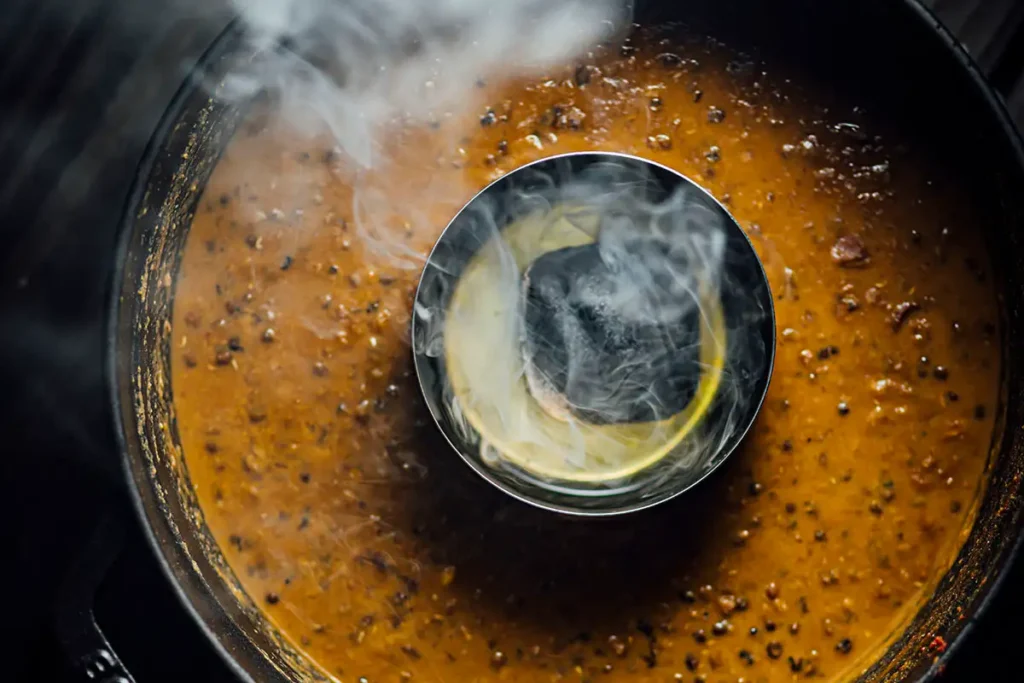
(104, 1), (1024, 681)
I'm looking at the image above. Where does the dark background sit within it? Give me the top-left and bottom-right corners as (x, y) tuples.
(1, 0), (1023, 680)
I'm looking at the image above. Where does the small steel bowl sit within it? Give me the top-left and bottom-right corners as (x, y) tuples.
(412, 152), (775, 516)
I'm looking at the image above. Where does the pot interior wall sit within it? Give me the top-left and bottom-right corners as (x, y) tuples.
(114, 28), (323, 683)
(114, 2), (1024, 682)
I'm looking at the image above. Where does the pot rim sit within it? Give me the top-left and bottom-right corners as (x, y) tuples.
(107, 18), (266, 683)
(106, 2), (1024, 682)
(894, 2), (1024, 678)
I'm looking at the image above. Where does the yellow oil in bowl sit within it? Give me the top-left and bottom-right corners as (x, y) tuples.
(444, 204), (727, 483)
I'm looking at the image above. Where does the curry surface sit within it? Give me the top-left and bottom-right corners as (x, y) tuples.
(172, 36), (1001, 683)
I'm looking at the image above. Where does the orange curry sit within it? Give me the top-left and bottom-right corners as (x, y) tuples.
(172, 35), (1000, 682)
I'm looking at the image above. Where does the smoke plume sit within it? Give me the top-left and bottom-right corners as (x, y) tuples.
(217, 1), (770, 495)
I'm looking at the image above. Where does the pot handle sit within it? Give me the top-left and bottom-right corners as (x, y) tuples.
(54, 511), (136, 683)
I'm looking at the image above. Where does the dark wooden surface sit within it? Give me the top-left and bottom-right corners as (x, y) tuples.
(0, 1), (1021, 681)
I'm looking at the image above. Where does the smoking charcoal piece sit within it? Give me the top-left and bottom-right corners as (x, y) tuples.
(521, 241), (703, 425)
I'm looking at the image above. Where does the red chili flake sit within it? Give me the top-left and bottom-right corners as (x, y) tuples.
(929, 636), (948, 654)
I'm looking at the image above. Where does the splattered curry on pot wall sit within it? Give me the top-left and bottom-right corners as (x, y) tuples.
(170, 34), (1000, 683)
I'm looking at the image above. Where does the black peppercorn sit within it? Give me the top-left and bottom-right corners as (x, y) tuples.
(836, 638), (853, 654)
(837, 401), (850, 416)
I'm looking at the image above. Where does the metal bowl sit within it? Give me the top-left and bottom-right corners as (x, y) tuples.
(411, 152), (776, 515)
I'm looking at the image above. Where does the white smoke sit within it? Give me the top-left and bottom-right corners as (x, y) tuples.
(212, 1), (770, 497)
(227, 0), (623, 167)
(216, 0), (626, 272)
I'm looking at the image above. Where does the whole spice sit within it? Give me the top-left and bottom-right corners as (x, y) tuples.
(831, 234), (869, 267)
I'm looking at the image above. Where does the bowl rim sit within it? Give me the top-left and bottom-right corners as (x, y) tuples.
(410, 150), (777, 516)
